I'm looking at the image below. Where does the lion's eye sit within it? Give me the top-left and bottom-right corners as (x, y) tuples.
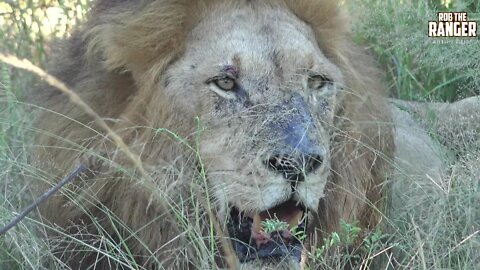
(213, 77), (236, 91)
(308, 75), (331, 90)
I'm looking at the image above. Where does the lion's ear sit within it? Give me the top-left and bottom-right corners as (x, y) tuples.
(84, 0), (188, 75)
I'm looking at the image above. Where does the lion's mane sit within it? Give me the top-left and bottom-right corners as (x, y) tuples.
(33, 0), (394, 268)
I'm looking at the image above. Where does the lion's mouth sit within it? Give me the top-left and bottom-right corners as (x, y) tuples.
(227, 199), (306, 263)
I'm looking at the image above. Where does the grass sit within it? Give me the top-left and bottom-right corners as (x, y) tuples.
(348, 0), (480, 102)
(1, 0), (479, 269)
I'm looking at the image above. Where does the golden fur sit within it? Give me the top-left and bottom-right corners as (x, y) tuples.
(33, 0), (394, 269)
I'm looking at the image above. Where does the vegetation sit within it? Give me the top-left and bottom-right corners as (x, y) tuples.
(348, 0), (480, 101)
(1, 0), (478, 269)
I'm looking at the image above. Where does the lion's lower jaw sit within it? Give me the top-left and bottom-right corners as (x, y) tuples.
(227, 199), (307, 265)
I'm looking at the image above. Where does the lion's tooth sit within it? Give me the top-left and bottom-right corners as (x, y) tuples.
(288, 209), (304, 229)
(252, 213), (271, 247)
(253, 213), (262, 233)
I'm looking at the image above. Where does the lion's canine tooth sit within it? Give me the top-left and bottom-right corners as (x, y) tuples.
(289, 209), (304, 228)
(252, 213), (262, 233)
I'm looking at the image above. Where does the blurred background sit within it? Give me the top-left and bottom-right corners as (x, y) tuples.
(0, 0), (479, 269)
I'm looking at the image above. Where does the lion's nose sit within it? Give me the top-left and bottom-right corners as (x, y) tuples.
(266, 153), (323, 182)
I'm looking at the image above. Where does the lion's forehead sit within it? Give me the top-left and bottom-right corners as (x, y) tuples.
(187, 6), (327, 72)
(193, 5), (313, 38)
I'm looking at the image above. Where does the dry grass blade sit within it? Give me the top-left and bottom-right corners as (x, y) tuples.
(0, 53), (149, 180)
(0, 164), (87, 234)
(446, 230), (479, 255)
(204, 201), (238, 270)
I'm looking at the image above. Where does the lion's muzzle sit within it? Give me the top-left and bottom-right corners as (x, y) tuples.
(264, 94), (325, 185)
(225, 95), (326, 264)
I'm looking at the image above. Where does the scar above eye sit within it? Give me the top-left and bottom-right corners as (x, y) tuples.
(222, 65), (239, 78)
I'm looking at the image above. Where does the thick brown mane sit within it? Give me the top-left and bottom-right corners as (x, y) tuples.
(33, 0), (394, 268)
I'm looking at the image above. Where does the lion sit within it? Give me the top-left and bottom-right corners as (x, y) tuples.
(32, 0), (395, 269)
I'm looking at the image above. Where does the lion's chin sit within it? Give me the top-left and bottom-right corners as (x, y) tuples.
(227, 198), (307, 264)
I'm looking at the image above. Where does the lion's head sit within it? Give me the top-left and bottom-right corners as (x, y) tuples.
(163, 5), (344, 263)
(34, 0), (394, 269)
